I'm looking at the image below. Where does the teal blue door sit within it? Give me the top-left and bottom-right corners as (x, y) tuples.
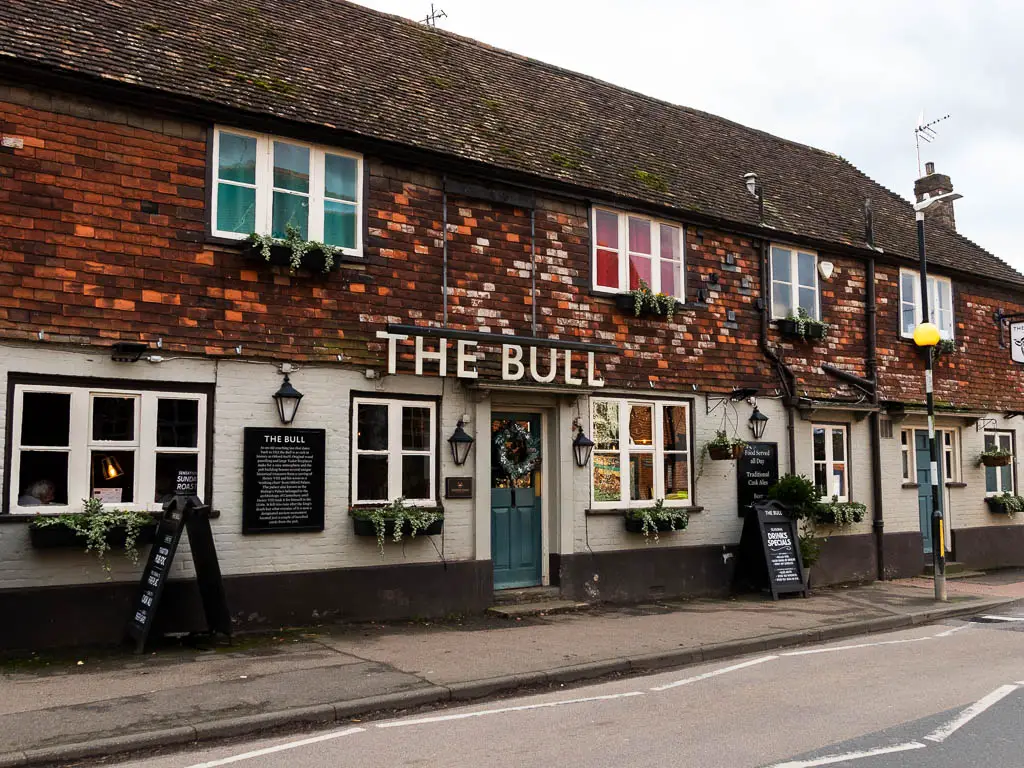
(915, 430), (944, 554)
(491, 413), (542, 590)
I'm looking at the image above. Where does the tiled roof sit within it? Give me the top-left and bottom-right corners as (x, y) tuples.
(2, 0), (1021, 285)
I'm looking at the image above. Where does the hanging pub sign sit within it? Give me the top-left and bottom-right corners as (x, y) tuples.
(736, 442), (779, 517)
(734, 499), (808, 600)
(242, 428), (326, 533)
(376, 330), (606, 387)
(1011, 321), (1024, 364)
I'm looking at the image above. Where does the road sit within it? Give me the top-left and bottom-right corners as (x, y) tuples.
(112, 609), (1024, 768)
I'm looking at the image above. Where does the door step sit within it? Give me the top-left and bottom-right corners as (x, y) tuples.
(491, 585), (562, 606)
(487, 599), (590, 618)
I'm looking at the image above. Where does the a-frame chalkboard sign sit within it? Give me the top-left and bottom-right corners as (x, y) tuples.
(734, 499), (808, 600)
(126, 495), (232, 653)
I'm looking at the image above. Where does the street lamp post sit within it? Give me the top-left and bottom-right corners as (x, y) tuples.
(912, 190), (962, 603)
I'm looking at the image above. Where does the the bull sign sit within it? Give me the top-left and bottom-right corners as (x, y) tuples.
(1012, 321), (1024, 364)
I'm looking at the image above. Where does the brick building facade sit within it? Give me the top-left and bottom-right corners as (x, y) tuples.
(1, 0), (1023, 650)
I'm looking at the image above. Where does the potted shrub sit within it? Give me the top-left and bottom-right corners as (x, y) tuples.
(984, 493), (1024, 517)
(767, 474), (819, 520)
(244, 225), (343, 275)
(28, 498), (157, 571)
(934, 338), (957, 357)
(623, 499), (689, 541)
(812, 497), (867, 526)
(980, 448), (1013, 467)
(799, 524), (821, 588)
(706, 430), (747, 460)
(777, 307), (828, 341)
(351, 498), (444, 556)
(613, 279), (680, 321)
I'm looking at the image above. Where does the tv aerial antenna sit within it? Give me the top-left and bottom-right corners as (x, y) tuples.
(421, 3), (447, 27)
(914, 113), (950, 177)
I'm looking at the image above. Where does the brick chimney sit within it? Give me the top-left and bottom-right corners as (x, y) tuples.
(914, 161), (957, 231)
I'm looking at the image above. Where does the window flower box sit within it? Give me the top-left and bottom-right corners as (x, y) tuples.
(624, 517), (681, 534)
(777, 318), (827, 341)
(613, 292), (681, 320)
(985, 494), (1023, 516)
(352, 517), (444, 538)
(623, 499), (689, 539)
(244, 227), (342, 275)
(29, 519), (158, 550)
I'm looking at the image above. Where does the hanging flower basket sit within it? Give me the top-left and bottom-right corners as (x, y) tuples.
(708, 443), (745, 460)
(980, 452), (1012, 467)
(494, 420), (540, 480)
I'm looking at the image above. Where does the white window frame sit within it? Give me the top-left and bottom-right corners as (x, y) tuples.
(984, 431), (1015, 496)
(770, 244), (819, 320)
(351, 398), (436, 505)
(589, 398), (693, 509)
(899, 269), (954, 340)
(901, 428), (913, 482)
(211, 126), (363, 257)
(7, 384), (207, 515)
(811, 424), (849, 502)
(591, 207), (685, 300)
(901, 427), (960, 484)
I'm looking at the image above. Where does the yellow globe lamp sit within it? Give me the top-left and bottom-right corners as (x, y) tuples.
(912, 322), (941, 348)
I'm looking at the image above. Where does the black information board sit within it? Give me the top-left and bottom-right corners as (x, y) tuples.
(734, 499), (807, 600)
(126, 495), (231, 653)
(737, 442), (779, 517)
(242, 428), (326, 533)
(445, 477), (473, 499)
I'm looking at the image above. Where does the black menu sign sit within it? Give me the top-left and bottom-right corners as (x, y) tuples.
(127, 505), (186, 652)
(734, 499), (807, 600)
(243, 428), (326, 533)
(737, 442), (779, 517)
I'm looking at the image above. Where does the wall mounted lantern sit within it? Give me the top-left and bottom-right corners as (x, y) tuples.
(448, 419), (475, 466)
(273, 375), (303, 425)
(572, 419), (595, 468)
(748, 405), (769, 440)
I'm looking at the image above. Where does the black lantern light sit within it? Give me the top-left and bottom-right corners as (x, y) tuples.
(448, 419), (475, 466)
(572, 419), (595, 468)
(749, 405), (769, 440)
(273, 374), (303, 425)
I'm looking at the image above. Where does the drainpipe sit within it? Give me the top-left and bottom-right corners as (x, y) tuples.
(442, 175), (449, 327)
(759, 240), (798, 474)
(866, 256), (885, 580)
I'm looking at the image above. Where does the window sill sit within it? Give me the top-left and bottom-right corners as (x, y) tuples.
(586, 506), (703, 516)
(945, 482), (967, 488)
(349, 504), (444, 514)
(589, 290), (705, 312)
(901, 482), (919, 489)
(205, 234), (365, 265)
(0, 509), (220, 523)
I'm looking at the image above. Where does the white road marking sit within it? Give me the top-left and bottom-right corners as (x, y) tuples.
(934, 624), (971, 637)
(650, 655), (777, 692)
(182, 727), (365, 768)
(766, 741), (927, 768)
(979, 615), (1024, 622)
(375, 691), (645, 729)
(780, 636), (931, 657)
(924, 684), (1020, 743)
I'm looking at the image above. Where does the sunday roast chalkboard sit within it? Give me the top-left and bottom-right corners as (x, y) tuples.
(737, 442), (779, 517)
(242, 428), (326, 533)
(734, 499), (807, 600)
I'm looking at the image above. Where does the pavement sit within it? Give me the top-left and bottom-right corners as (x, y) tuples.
(1, 570), (1023, 768)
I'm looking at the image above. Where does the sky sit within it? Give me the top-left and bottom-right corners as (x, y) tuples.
(355, 0), (1024, 270)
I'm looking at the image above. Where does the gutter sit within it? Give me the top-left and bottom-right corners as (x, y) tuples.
(758, 240), (798, 474)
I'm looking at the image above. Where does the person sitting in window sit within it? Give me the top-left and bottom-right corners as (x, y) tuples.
(18, 480), (56, 506)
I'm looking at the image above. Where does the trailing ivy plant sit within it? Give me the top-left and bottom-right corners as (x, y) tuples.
(625, 499), (689, 542)
(986, 492), (1024, 517)
(29, 497), (154, 572)
(783, 307), (829, 340)
(629, 279), (677, 321)
(247, 224), (341, 274)
(980, 447), (1013, 463)
(706, 430), (747, 452)
(934, 338), (957, 357)
(351, 498), (444, 556)
(813, 497), (867, 526)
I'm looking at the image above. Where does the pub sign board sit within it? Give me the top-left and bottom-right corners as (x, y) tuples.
(736, 442), (779, 517)
(734, 499), (807, 600)
(243, 428), (326, 533)
(1011, 321), (1024, 364)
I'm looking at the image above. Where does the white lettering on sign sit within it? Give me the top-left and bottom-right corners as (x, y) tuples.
(375, 331), (605, 387)
(1012, 322), (1024, 365)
